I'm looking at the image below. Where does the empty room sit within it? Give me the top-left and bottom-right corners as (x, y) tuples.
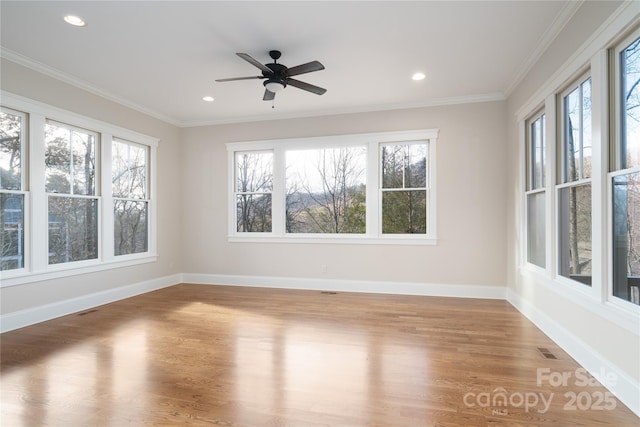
(1, 1), (639, 425)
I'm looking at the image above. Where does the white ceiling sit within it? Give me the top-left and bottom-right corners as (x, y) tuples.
(0, 1), (577, 127)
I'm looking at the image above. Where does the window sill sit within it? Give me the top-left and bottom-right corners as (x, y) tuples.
(228, 234), (437, 245)
(0, 254), (158, 288)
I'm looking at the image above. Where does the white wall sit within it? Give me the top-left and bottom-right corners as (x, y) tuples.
(181, 101), (508, 291)
(0, 58), (183, 318)
(506, 0), (640, 415)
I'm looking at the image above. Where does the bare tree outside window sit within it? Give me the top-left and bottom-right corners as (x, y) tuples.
(45, 122), (98, 264)
(286, 147), (366, 234)
(381, 143), (427, 234)
(559, 78), (592, 285)
(235, 151), (273, 232)
(0, 111), (22, 191)
(113, 140), (148, 255)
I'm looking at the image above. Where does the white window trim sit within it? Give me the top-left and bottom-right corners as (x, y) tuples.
(227, 129), (438, 245)
(112, 138), (153, 257)
(0, 91), (158, 287)
(524, 109), (547, 269)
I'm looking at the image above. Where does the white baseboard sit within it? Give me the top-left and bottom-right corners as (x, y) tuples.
(181, 273), (507, 299)
(507, 288), (640, 417)
(0, 274), (181, 333)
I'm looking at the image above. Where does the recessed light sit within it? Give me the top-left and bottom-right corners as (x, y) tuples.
(64, 15), (86, 27)
(202, 96), (215, 102)
(412, 72), (426, 81)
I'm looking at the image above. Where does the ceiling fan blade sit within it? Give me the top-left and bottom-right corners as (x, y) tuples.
(263, 89), (275, 101)
(215, 76), (263, 82)
(286, 61), (325, 77)
(287, 78), (327, 95)
(237, 53), (272, 73)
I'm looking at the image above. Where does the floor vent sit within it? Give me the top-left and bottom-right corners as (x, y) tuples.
(320, 291), (337, 295)
(78, 309), (98, 316)
(537, 347), (558, 359)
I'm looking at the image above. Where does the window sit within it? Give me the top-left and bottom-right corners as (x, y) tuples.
(525, 111), (546, 267)
(286, 146), (366, 234)
(611, 30), (640, 305)
(381, 143), (428, 234)
(113, 139), (149, 255)
(234, 151), (273, 232)
(45, 121), (98, 265)
(0, 107), (27, 271)
(1, 93), (158, 286)
(228, 130), (438, 244)
(558, 75), (592, 286)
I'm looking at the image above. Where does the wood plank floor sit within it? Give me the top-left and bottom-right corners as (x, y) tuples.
(1, 283), (638, 426)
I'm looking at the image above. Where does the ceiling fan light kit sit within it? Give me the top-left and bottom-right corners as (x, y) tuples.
(216, 50), (326, 102)
(264, 80), (285, 93)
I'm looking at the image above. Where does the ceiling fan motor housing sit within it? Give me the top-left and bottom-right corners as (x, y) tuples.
(263, 63), (288, 86)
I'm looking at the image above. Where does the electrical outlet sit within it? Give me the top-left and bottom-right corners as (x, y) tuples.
(321, 264), (327, 273)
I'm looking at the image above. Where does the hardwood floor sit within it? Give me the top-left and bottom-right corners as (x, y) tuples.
(1, 284), (638, 426)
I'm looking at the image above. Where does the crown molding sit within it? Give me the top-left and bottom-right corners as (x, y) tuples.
(0, 48), (182, 127)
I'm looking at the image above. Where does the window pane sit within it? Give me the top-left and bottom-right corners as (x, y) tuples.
(235, 152), (273, 193)
(113, 140), (147, 199)
(45, 123), (97, 195)
(48, 196), (98, 264)
(114, 200), (148, 255)
(562, 79), (591, 182)
(382, 145), (404, 188)
(45, 123), (71, 193)
(558, 184), (592, 285)
(236, 194), (272, 232)
(526, 192), (545, 267)
(1, 193), (24, 270)
(564, 88), (580, 182)
(286, 147), (366, 233)
(0, 110), (23, 191)
(531, 115), (545, 190)
(382, 143), (427, 189)
(621, 36), (640, 169)
(71, 131), (96, 195)
(582, 79), (592, 179)
(612, 172), (640, 305)
(382, 190), (426, 234)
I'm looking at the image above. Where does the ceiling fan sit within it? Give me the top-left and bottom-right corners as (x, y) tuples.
(215, 50), (326, 101)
